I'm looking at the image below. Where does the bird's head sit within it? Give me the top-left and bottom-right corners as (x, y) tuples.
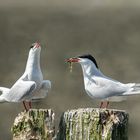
(66, 54), (99, 69)
(30, 42), (41, 53)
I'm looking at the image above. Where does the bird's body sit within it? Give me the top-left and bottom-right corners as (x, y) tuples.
(0, 43), (51, 110)
(67, 54), (140, 107)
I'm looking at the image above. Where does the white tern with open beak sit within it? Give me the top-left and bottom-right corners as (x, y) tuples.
(0, 43), (51, 110)
(67, 54), (140, 108)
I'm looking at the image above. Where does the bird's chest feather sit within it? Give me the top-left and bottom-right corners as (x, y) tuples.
(27, 69), (43, 86)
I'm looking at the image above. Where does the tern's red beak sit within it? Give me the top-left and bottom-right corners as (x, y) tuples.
(35, 42), (40, 48)
(66, 58), (80, 63)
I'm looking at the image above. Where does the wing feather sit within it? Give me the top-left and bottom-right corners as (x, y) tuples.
(5, 80), (36, 102)
(32, 80), (51, 101)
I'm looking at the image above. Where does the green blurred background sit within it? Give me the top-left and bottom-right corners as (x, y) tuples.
(0, 0), (140, 139)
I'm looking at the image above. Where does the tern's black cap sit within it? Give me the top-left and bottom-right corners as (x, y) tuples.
(78, 54), (99, 69)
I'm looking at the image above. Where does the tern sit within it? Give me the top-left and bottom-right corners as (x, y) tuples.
(67, 54), (140, 108)
(0, 43), (51, 111)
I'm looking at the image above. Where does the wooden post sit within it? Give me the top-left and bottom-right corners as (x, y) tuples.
(57, 108), (128, 140)
(11, 108), (128, 140)
(11, 109), (55, 140)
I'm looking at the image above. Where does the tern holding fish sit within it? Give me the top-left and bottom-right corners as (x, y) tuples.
(67, 54), (140, 108)
(0, 43), (51, 111)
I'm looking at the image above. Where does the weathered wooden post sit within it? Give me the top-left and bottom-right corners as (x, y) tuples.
(11, 109), (55, 140)
(11, 108), (128, 140)
(57, 108), (128, 140)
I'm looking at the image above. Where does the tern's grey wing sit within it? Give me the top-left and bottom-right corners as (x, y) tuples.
(100, 76), (129, 90)
(32, 80), (51, 101)
(5, 80), (36, 102)
(87, 76), (130, 99)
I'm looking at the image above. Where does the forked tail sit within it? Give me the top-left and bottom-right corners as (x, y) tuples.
(123, 83), (140, 96)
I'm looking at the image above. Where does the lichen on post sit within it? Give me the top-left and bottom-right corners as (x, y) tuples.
(11, 109), (55, 140)
(57, 108), (128, 140)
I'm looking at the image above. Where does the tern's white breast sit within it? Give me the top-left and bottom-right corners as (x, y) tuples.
(27, 68), (43, 89)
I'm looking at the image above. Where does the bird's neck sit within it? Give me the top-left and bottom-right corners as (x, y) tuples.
(80, 61), (104, 78)
(25, 51), (41, 72)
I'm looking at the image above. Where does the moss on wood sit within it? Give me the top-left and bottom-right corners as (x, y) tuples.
(57, 108), (128, 140)
(11, 109), (55, 140)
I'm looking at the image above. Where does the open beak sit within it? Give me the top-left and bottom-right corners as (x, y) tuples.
(34, 42), (40, 48)
(66, 57), (80, 63)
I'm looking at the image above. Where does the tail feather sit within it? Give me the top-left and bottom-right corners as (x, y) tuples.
(0, 87), (10, 103)
(0, 96), (6, 103)
(132, 83), (140, 91)
(122, 83), (140, 96)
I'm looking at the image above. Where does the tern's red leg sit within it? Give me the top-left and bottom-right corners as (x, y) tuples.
(29, 101), (32, 109)
(100, 101), (109, 108)
(23, 101), (28, 111)
(106, 101), (109, 108)
(100, 101), (103, 108)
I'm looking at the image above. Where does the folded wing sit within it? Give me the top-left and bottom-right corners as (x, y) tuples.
(32, 80), (51, 101)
